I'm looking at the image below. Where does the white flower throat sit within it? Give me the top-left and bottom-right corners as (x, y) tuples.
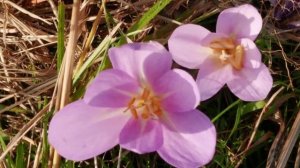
(209, 37), (244, 70)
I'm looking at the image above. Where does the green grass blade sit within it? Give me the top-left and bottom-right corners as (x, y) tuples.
(103, 0), (114, 31)
(63, 160), (74, 168)
(128, 0), (171, 32)
(118, 0), (172, 44)
(96, 44), (111, 73)
(212, 100), (241, 122)
(72, 23), (121, 85)
(241, 101), (266, 116)
(72, 36), (114, 85)
(57, 1), (65, 71)
(0, 134), (15, 168)
(15, 143), (25, 168)
(226, 104), (242, 143)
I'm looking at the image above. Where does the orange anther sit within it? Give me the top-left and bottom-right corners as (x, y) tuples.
(141, 112), (149, 119)
(230, 45), (244, 70)
(128, 97), (136, 106)
(154, 109), (162, 116)
(126, 88), (163, 120)
(130, 106), (138, 119)
(141, 88), (150, 100)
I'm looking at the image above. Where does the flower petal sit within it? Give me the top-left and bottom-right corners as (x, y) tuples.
(196, 59), (233, 101)
(84, 69), (140, 108)
(119, 119), (163, 154)
(108, 42), (172, 83)
(158, 110), (216, 168)
(168, 24), (212, 69)
(227, 64), (273, 101)
(48, 100), (130, 161)
(143, 50), (173, 86)
(153, 69), (200, 113)
(238, 38), (262, 69)
(216, 4), (262, 41)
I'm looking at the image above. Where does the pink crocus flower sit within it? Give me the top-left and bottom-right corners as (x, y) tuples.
(168, 4), (273, 101)
(48, 42), (216, 167)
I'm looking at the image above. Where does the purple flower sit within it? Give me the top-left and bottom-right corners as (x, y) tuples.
(168, 4), (273, 101)
(270, 0), (300, 21)
(48, 42), (216, 167)
(270, 0), (300, 28)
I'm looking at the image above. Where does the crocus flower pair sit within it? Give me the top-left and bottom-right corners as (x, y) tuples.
(49, 42), (216, 168)
(48, 4), (273, 168)
(169, 4), (272, 101)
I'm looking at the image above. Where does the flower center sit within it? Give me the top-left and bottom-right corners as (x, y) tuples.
(126, 88), (163, 120)
(209, 37), (244, 70)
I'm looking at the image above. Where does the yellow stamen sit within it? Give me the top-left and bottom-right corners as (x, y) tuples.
(130, 106), (138, 119)
(128, 97), (135, 106)
(141, 105), (150, 119)
(141, 112), (149, 119)
(136, 100), (145, 108)
(141, 88), (150, 100)
(231, 45), (244, 70)
(125, 88), (163, 120)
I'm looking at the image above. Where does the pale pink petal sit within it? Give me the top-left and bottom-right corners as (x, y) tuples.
(119, 119), (163, 154)
(153, 69), (200, 113)
(158, 110), (216, 168)
(143, 50), (172, 86)
(227, 64), (273, 101)
(108, 42), (172, 83)
(168, 24), (212, 69)
(216, 4), (262, 41)
(84, 69), (140, 108)
(48, 100), (130, 161)
(196, 60), (233, 101)
(239, 38), (262, 69)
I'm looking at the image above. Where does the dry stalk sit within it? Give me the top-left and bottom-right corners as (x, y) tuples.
(246, 86), (284, 149)
(0, 76), (56, 114)
(50, 0), (81, 167)
(46, 0), (58, 18)
(1, 12), (56, 44)
(32, 131), (44, 168)
(14, 41), (57, 55)
(273, 29), (295, 91)
(8, 13), (43, 44)
(0, 161), (5, 168)
(0, 76), (56, 102)
(1, 2), (8, 47)
(235, 91), (296, 168)
(58, 0), (80, 118)
(117, 147), (122, 168)
(0, 103), (50, 161)
(74, 0), (105, 73)
(266, 111), (285, 168)
(295, 141), (300, 168)
(0, 47), (10, 83)
(3, 0), (52, 25)
(276, 109), (300, 168)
